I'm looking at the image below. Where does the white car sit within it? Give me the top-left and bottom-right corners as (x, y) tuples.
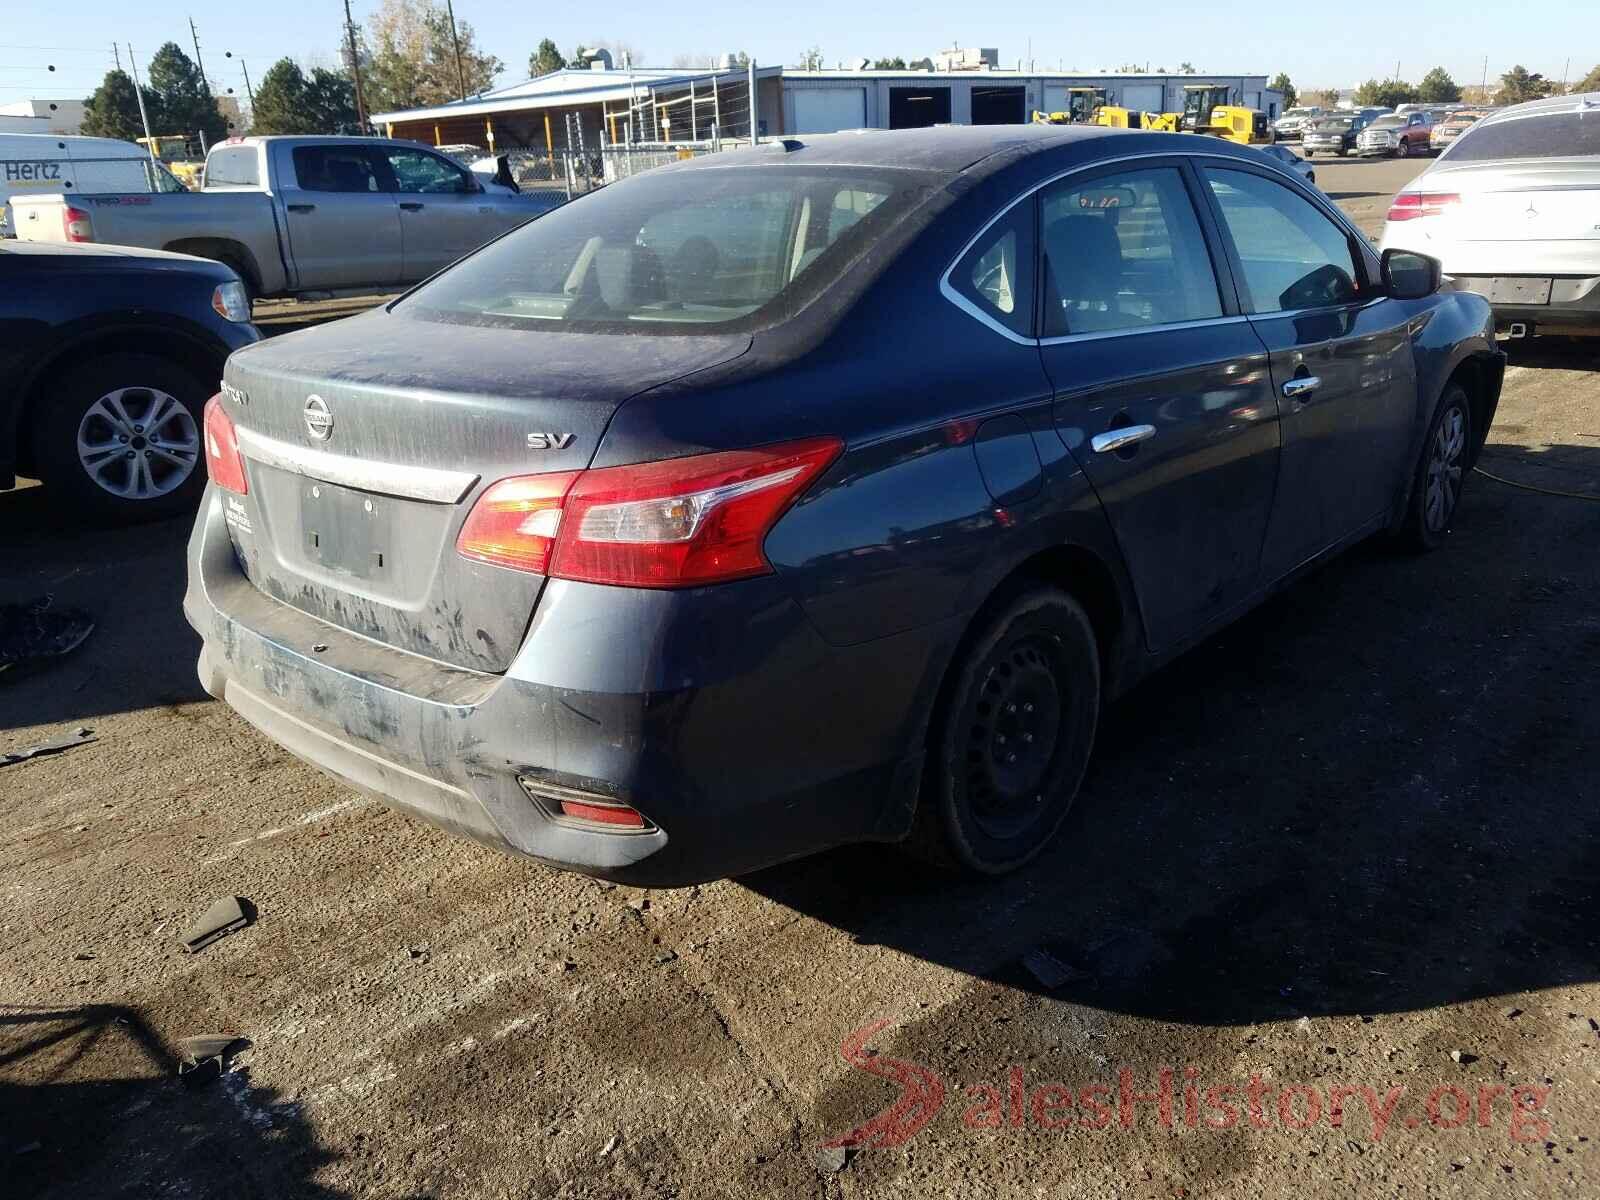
(1379, 92), (1600, 340)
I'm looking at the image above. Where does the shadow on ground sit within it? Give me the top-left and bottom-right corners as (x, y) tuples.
(744, 433), (1600, 1026)
(0, 1004), (354, 1199)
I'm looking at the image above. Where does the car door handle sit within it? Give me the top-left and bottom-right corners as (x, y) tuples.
(1090, 424), (1157, 454)
(286, 203), (315, 214)
(1282, 375), (1322, 399)
(400, 201), (424, 212)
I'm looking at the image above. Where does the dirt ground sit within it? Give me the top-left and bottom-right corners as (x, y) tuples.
(4, 155), (1598, 1200)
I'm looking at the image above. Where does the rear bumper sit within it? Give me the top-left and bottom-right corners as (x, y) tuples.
(183, 487), (948, 884)
(1449, 275), (1600, 335)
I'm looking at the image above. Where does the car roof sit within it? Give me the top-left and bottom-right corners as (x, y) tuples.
(1478, 91), (1600, 125)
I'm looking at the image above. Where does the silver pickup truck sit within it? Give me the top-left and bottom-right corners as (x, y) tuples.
(12, 135), (561, 298)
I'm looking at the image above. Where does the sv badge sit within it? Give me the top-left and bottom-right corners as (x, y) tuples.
(526, 432), (576, 450)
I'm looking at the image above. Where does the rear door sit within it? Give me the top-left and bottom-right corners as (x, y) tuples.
(281, 143), (402, 290)
(1199, 163), (1416, 578)
(378, 145), (505, 281)
(1039, 159), (1281, 652)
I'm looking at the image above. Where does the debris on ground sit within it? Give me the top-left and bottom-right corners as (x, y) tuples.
(180, 896), (253, 953)
(815, 1145), (853, 1174)
(1449, 1049), (1479, 1065)
(598, 1134), (621, 1158)
(0, 596), (94, 675)
(176, 1034), (249, 1088)
(1020, 946), (1086, 990)
(1, 726), (95, 768)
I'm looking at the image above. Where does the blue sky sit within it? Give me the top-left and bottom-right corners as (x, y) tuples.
(4, 0), (1596, 109)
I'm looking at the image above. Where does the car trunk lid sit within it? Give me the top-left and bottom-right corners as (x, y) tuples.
(219, 307), (750, 673)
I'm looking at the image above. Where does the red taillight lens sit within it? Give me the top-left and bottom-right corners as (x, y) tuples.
(457, 437), (842, 587)
(202, 394), (248, 494)
(61, 204), (92, 242)
(552, 437), (842, 588)
(1387, 192), (1460, 221)
(455, 471), (580, 573)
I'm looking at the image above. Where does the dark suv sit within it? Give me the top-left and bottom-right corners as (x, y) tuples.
(1303, 113), (1373, 157)
(1, 242), (259, 521)
(186, 127), (1504, 885)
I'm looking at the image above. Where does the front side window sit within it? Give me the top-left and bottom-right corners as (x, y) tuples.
(292, 146), (383, 193)
(1203, 168), (1361, 313)
(1038, 166), (1223, 336)
(949, 202), (1035, 336)
(385, 148), (473, 194)
(398, 166), (928, 333)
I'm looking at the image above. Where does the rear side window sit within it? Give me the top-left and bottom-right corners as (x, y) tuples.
(293, 146), (384, 193)
(949, 202), (1036, 337)
(1204, 168), (1360, 313)
(206, 146), (258, 188)
(1447, 112), (1600, 161)
(399, 166), (929, 333)
(1038, 166), (1223, 336)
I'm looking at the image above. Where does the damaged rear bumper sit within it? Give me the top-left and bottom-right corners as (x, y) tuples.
(183, 487), (941, 885)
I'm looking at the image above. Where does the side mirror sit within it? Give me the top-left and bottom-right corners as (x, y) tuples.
(1381, 248), (1441, 300)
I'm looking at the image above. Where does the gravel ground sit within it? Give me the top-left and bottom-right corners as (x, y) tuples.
(3, 154), (1598, 1200)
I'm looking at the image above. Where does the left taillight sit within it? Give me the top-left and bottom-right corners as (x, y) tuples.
(1387, 192), (1461, 222)
(61, 204), (92, 242)
(203, 394), (248, 494)
(456, 437), (843, 588)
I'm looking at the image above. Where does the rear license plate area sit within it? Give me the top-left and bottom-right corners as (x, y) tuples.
(300, 480), (393, 581)
(1488, 277), (1553, 305)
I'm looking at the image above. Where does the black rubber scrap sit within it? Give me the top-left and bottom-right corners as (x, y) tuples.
(180, 896), (254, 953)
(0, 597), (94, 673)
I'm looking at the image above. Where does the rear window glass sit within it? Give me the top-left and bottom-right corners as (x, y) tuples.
(1446, 111), (1600, 161)
(206, 146), (258, 188)
(397, 165), (935, 333)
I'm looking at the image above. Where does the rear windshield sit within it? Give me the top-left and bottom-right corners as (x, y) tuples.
(397, 164), (938, 334)
(1446, 111), (1600, 161)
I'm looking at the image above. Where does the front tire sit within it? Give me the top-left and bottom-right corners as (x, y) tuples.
(907, 588), (1100, 875)
(30, 353), (210, 524)
(1403, 383), (1472, 551)
(1395, 140), (1410, 158)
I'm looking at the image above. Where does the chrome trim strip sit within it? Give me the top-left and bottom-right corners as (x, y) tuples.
(938, 147), (1370, 346)
(235, 427), (479, 504)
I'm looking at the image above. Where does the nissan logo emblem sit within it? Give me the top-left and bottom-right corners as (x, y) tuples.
(303, 395), (333, 441)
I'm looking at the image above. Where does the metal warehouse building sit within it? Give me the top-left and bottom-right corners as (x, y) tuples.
(372, 64), (1281, 150)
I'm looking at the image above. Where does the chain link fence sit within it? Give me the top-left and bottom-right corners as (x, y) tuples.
(493, 143), (732, 200)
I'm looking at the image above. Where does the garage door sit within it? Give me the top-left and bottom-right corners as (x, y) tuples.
(1121, 83), (1165, 112)
(792, 88), (867, 134)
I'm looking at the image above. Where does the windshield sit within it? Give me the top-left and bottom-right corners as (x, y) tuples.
(1284, 108), (1317, 118)
(398, 165), (936, 333)
(1315, 117), (1355, 130)
(1370, 116), (1404, 129)
(1445, 111), (1600, 161)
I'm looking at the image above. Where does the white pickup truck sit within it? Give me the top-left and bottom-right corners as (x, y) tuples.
(12, 135), (562, 298)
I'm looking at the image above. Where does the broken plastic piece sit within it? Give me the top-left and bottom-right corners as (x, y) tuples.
(0, 727), (95, 768)
(180, 896), (253, 953)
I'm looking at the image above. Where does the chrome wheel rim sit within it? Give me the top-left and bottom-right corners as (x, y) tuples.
(1424, 405), (1466, 533)
(76, 386), (198, 500)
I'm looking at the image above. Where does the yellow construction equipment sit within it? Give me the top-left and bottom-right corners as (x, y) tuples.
(1140, 111), (1180, 132)
(1088, 106), (1183, 132)
(1177, 85), (1273, 144)
(1031, 87), (1110, 126)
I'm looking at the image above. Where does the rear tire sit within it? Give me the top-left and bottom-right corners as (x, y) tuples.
(1403, 383), (1473, 552)
(30, 353), (211, 524)
(905, 587), (1100, 875)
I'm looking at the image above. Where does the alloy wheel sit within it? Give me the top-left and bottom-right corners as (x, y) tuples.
(75, 386), (200, 501)
(1424, 404), (1466, 533)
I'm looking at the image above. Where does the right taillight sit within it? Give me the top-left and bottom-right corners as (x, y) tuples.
(457, 437), (842, 588)
(1387, 192), (1461, 221)
(202, 394), (248, 494)
(61, 204), (92, 242)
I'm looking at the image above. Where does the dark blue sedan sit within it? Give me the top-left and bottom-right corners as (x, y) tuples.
(185, 126), (1504, 884)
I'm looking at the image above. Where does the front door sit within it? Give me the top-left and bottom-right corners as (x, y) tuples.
(1198, 164), (1417, 578)
(1039, 162), (1281, 652)
(378, 146), (499, 282)
(281, 144), (402, 290)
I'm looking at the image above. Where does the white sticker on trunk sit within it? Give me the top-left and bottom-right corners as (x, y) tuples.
(224, 495), (254, 535)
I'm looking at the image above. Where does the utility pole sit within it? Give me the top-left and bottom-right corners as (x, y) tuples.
(127, 44), (156, 157)
(748, 57), (758, 146)
(1480, 56), (1489, 101)
(188, 17), (209, 90)
(342, 0), (368, 130)
(240, 58), (254, 108)
(112, 43), (122, 72)
(443, 0), (467, 100)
